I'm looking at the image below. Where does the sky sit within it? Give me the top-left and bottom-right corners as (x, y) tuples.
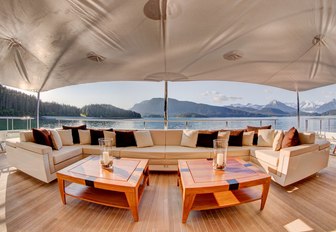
(13, 81), (336, 109)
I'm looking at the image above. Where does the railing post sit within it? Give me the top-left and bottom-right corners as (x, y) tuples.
(328, 118), (330, 132)
(6, 119), (8, 131)
(305, 119), (308, 132)
(320, 119), (322, 135)
(12, 119), (14, 130)
(143, 121), (146, 129)
(260, 120), (262, 126)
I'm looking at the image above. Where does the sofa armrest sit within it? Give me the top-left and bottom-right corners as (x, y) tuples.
(16, 142), (52, 155)
(280, 144), (319, 157)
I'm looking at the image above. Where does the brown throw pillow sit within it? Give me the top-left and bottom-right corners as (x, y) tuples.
(281, 127), (300, 148)
(32, 128), (52, 147)
(63, 125), (87, 144)
(196, 130), (218, 148)
(115, 130), (137, 147)
(90, 129), (104, 145)
(228, 129), (244, 146)
(246, 125), (272, 145)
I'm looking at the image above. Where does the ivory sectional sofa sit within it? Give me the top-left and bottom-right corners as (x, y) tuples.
(6, 129), (330, 186)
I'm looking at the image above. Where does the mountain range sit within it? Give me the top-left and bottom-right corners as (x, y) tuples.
(130, 98), (336, 118)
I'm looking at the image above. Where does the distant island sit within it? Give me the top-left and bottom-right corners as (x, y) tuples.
(0, 85), (141, 119)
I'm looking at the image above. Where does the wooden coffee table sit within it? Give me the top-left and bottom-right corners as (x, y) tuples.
(56, 156), (149, 222)
(177, 158), (271, 223)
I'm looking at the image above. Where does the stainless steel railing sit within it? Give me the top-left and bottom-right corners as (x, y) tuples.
(305, 117), (336, 133)
(0, 116), (34, 131)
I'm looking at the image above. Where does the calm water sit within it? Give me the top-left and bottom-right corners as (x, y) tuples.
(1, 116), (336, 132)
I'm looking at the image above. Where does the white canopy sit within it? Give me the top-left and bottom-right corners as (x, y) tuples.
(0, 0), (336, 92)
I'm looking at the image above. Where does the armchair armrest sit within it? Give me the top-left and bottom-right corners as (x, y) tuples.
(16, 142), (52, 155)
(280, 144), (319, 157)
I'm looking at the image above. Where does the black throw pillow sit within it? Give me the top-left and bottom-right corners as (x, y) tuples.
(62, 125), (87, 144)
(196, 130), (218, 147)
(228, 130), (244, 146)
(115, 130), (136, 147)
(90, 129), (104, 145)
(32, 128), (52, 147)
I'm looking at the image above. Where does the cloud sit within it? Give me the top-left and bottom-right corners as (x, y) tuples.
(201, 91), (242, 104)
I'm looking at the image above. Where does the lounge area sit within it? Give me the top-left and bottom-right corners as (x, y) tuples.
(1, 153), (335, 231)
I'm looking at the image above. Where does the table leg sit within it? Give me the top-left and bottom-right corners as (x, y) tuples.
(57, 178), (66, 204)
(125, 190), (139, 222)
(144, 166), (150, 186)
(260, 178), (271, 210)
(182, 191), (196, 223)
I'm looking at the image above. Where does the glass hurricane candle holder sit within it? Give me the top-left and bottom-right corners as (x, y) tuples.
(213, 139), (228, 170)
(98, 138), (113, 169)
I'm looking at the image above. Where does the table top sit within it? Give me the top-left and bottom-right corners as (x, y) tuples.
(57, 156), (149, 188)
(178, 159), (270, 190)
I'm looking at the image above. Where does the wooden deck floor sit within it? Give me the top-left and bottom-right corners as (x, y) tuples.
(1, 154), (336, 232)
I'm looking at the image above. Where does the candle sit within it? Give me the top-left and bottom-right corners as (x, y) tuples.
(217, 152), (224, 166)
(103, 151), (109, 165)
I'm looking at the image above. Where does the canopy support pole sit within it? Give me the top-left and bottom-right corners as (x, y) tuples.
(36, 91), (40, 128)
(296, 90), (300, 129)
(164, 81), (168, 129)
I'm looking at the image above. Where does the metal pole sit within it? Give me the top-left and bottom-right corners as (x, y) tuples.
(36, 91), (41, 128)
(164, 81), (168, 129)
(296, 90), (300, 129)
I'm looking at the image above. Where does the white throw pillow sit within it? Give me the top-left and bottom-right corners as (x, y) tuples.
(104, 131), (116, 146)
(57, 129), (74, 146)
(217, 131), (230, 141)
(49, 130), (63, 150)
(257, 129), (275, 147)
(180, 130), (199, 148)
(134, 131), (154, 148)
(78, 129), (91, 145)
(272, 130), (284, 151)
(242, 131), (254, 146)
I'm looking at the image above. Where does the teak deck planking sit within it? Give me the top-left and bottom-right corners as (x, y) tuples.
(1, 154), (336, 231)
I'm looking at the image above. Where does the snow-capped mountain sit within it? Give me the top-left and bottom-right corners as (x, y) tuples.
(287, 100), (320, 113)
(262, 100), (296, 113)
(316, 99), (336, 113)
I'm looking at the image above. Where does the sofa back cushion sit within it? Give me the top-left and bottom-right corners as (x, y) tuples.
(115, 130), (136, 147)
(246, 125), (272, 145)
(20, 131), (35, 142)
(197, 130), (218, 148)
(32, 128), (52, 147)
(150, 130), (166, 146)
(257, 129), (275, 147)
(62, 125), (87, 144)
(281, 127), (300, 148)
(298, 132), (315, 144)
(134, 131), (154, 148)
(165, 130), (183, 146)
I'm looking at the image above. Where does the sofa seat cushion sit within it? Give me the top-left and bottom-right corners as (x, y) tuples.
(6, 138), (20, 148)
(227, 146), (250, 157)
(249, 146), (273, 158)
(119, 146), (165, 159)
(165, 146), (211, 159)
(254, 150), (280, 167)
(53, 146), (82, 164)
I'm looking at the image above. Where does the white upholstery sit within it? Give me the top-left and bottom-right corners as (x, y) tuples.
(6, 129), (330, 186)
(254, 150), (280, 167)
(134, 131), (154, 148)
(119, 146), (165, 159)
(52, 146), (82, 164)
(165, 146), (211, 159)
